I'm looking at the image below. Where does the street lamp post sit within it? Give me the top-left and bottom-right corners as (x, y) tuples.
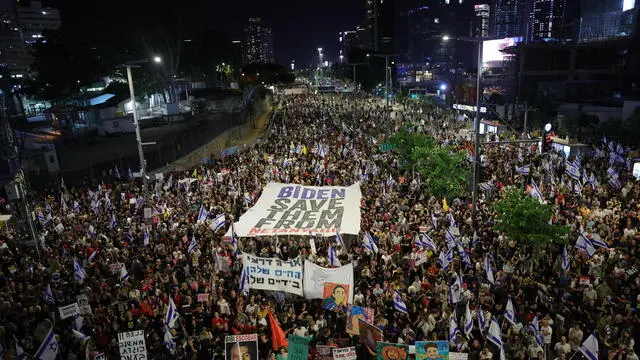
(124, 56), (162, 198)
(374, 54), (397, 110)
(317, 48), (323, 85)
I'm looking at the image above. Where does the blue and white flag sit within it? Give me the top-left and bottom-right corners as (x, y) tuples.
(73, 259), (86, 281)
(135, 197), (144, 211)
(109, 213), (117, 229)
(115, 165), (121, 179)
(44, 284), (55, 304)
(34, 327), (58, 360)
(239, 266), (250, 296)
(144, 228), (150, 246)
(478, 306), (487, 335)
(419, 233), (437, 251)
(515, 165), (530, 175)
(530, 179), (544, 204)
(164, 325), (177, 354)
(61, 197), (68, 213)
(393, 291), (408, 313)
(197, 205), (208, 223)
(561, 246), (570, 271)
(530, 316), (544, 346)
(104, 195), (111, 210)
(187, 236), (197, 254)
(479, 182), (494, 192)
(88, 250), (98, 263)
(362, 232), (379, 254)
(73, 201), (80, 213)
(14, 336), (25, 360)
(609, 175), (622, 189)
(464, 302), (474, 338)
(505, 298), (516, 325)
(445, 228), (457, 249)
(328, 246), (341, 267)
(450, 315), (461, 347)
(575, 234), (596, 257)
(72, 329), (89, 343)
(484, 255), (495, 285)
(472, 230), (479, 249)
(438, 249), (454, 270)
(487, 318), (503, 348)
(243, 192), (253, 205)
(449, 273), (462, 304)
(120, 264), (129, 282)
(165, 297), (179, 328)
(580, 334), (599, 360)
(128, 167), (133, 179)
(566, 161), (581, 181)
(335, 231), (345, 248)
(209, 214), (226, 232)
(589, 233), (608, 248)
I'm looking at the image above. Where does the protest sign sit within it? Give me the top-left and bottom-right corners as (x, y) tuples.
(346, 306), (375, 336)
(359, 319), (383, 356)
(333, 347), (357, 360)
(317, 345), (337, 360)
(76, 294), (92, 315)
(287, 335), (311, 360)
(449, 352), (469, 360)
(415, 340), (450, 360)
(376, 342), (409, 360)
(118, 330), (147, 360)
(225, 334), (258, 360)
(197, 293), (209, 302)
(225, 182), (362, 237)
(242, 254), (303, 296)
(58, 303), (80, 319)
(322, 282), (350, 311)
(303, 261), (354, 303)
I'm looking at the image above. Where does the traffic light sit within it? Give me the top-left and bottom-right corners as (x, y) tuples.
(541, 123), (554, 152)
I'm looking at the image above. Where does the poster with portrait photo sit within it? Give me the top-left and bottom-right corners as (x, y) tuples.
(358, 319), (383, 356)
(415, 340), (450, 360)
(225, 334), (258, 360)
(346, 305), (375, 336)
(376, 342), (409, 360)
(322, 282), (350, 312)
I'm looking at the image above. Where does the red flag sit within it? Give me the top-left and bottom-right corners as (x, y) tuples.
(268, 311), (288, 351)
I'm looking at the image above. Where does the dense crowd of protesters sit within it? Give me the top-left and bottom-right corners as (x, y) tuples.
(0, 92), (639, 360)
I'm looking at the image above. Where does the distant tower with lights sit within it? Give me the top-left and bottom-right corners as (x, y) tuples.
(243, 17), (274, 64)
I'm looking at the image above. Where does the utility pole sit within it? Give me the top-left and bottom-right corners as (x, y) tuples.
(374, 54), (397, 110)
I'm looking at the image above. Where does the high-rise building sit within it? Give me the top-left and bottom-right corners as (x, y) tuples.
(474, 4), (491, 37)
(528, 0), (567, 40)
(0, 0), (61, 77)
(243, 17), (274, 64)
(365, 0), (395, 53)
(578, 0), (639, 42)
(492, 0), (526, 38)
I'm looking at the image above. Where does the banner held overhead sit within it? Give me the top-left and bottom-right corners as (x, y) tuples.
(226, 182), (362, 237)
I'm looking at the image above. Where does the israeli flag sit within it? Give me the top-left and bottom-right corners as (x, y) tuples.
(438, 249), (453, 270)
(450, 315), (461, 346)
(335, 231), (345, 248)
(472, 230), (479, 249)
(239, 266), (250, 296)
(187, 236), (197, 254)
(561, 246), (570, 271)
(487, 318), (503, 348)
(73, 259), (86, 281)
(530, 179), (544, 204)
(128, 167), (133, 179)
(73, 201), (80, 213)
(164, 325), (177, 354)
(14, 336), (25, 360)
(72, 329), (89, 343)
(109, 214), (117, 229)
(61, 197), (68, 213)
(505, 298), (516, 325)
(464, 302), (474, 338)
(34, 327), (58, 360)
(120, 264), (129, 282)
(144, 228), (150, 246)
(43, 213), (53, 227)
(575, 234), (596, 257)
(328, 246), (341, 267)
(167, 175), (173, 188)
(609, 175), (622, 189)
(484, 255), (495, 285)
(362, 232), (379, 254)
(243, 192), (253, 205)
(209, 214), (226, 233)
(165, 297), (179, 328)
(72, 314), (84, 331)
(44, 284), (55, 304)
(445, 228), (457, 249)
(478, 306), (486, 335)
(419, 233), (437, 251)
(589, 233), (608, 248)
(515, 164), (530, 175)
(197, 205), (208, 223)
(283, 158), (291, 168)
(449, 273), (462, 304)
(580, 334), (599, 360)
(115, 165), (121, 179)
(530, 316), (544, 345)
(479, 182), (493, 192)
(104, 195), (111, 210)
(393, 291), (408, 313)
(565, 161), (581, 181)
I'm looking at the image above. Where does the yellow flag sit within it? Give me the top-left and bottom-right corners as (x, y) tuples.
(191, 168), (197, 177)
(442, 198), (449, 212)
(302, 145), (308, 155)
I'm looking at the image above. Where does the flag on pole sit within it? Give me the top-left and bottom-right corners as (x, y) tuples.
(575, 234), (596, 257)
(165, 297), (179, 328)
(44, 284), (55, 304)
(268, 311), (288, 351)
(88, 250), (98, 263)
(530, 179), (544, 203)
(561, 246), (570, 271)
(449, 273), (462, 304)
(72, 314), (84, 331)
(187, 236), (197, 254)
(328, 246), (341, 267)
(197, 205), (209, 223)
(484, 255), (495, 285)
(487, 318), (503, 348)
(239, 266), (250, 296)
(464, 302), (474, 338)
(362, 232), (379, 254)
(120, 264), (129, 282)
(505, 298), (516, 325)
(589, 233), (608, 248)
(393, 291), (408, 313)
(530, 316), (544, 346)
(478, 306), (486, 335)
(450, 315), (461, 348)
(419, 233), (437, 251)
(115, 165), (121, 179)
(164, 325), (177, 354)
(34, 327), (58, 360)
(144, 227), (150, 246)
(109, 213), (117, 229)
(580, 334), (599, 360)
(515, 165), (531, 175)
(209, 214), (226, 232)
(72, 329), (89, 343)
(438, 249), (454, 270)
(73, 259), (86, 281)
(335, 231), (345, 248)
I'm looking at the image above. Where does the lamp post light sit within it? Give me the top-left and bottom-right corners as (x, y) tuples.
(125, 55), (162, 198)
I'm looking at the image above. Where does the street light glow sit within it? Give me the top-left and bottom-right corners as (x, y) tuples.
(153, 56), (162, 63)
(442, 35), (451, 41)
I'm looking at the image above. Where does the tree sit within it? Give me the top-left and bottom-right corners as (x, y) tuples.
(388, 128), (469, 200)
(492, 186), (569, 249)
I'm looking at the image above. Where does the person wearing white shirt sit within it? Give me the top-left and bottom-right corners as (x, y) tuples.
(553, 336), (570, 356)
(293, 324), (308, 337)
(353, 290), (365, 305)
(527, 342), (543, 360)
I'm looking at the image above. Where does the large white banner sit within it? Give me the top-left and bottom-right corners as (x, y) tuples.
(303, 261), (354, 303)
(242, 254), (304, 296)
(226, 182), (362, 237)
(118, 330), (147, 360)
